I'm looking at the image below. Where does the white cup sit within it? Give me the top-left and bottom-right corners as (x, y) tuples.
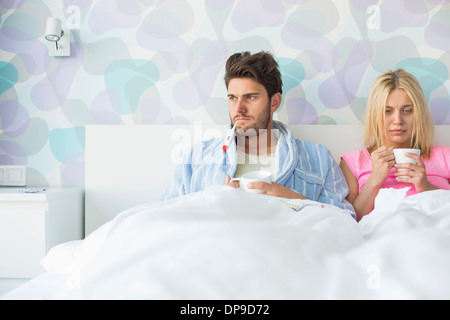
(230, 171), (272, 194)
(393, 148), (421, 178)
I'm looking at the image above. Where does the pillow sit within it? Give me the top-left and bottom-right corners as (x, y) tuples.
(40, 240), (83, 274)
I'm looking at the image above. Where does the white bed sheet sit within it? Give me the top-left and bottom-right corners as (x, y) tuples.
(3, 186), (450, 300)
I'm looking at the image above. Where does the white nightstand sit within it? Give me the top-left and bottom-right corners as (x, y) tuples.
(0, 187), (84, 294)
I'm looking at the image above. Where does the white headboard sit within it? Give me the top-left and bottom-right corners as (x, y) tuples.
(85, 124), (450, 235)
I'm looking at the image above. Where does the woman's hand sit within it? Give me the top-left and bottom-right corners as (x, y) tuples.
(394, 153), (438, 193)
(368, 146), (396, 187)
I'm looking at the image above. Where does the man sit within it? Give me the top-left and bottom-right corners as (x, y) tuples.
(160, 51), (354, 213)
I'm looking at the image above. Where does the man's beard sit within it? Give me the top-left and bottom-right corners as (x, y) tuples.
(234, 103), (271, 138)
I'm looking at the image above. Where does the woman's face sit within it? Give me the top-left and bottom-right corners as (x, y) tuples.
(383, 88), (415, 148)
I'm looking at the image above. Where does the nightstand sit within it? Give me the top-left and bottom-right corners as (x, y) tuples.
(0, 187), (84, 293)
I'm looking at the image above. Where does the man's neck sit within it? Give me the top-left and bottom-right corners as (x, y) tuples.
(236, 128), (278, 156)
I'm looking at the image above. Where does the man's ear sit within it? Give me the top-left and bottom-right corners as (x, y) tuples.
(270, 93), (282, 112)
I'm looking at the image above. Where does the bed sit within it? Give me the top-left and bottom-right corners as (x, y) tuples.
(2, 124), (450, 300)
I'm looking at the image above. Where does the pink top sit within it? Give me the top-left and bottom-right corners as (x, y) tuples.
(342, 145), (450, 196)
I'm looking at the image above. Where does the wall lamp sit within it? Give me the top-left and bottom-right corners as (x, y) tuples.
(45, 17), (70, 56)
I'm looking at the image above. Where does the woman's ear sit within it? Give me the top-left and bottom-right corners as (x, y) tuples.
(270, 92), (282, 112)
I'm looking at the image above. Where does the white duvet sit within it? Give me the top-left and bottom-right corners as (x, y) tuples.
(4, 186), (450, 299)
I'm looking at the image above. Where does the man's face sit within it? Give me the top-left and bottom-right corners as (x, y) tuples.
(227, 78), (273, 135)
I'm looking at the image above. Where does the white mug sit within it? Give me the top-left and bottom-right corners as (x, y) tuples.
(230, 171), (272, 194)
(393, 148), (421, 178)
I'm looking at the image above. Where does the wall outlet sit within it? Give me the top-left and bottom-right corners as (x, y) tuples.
(0, 166), (27, 186)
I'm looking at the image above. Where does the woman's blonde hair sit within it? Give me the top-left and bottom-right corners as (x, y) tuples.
(364, 68), (434, 158)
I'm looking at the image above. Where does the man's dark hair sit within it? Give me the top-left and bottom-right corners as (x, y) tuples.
(224, 51), (283, 98)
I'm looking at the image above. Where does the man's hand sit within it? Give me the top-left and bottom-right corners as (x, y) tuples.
(224, 175), (240, 189)
(246, 181), (307, 199)
(224, 175), (307, 199)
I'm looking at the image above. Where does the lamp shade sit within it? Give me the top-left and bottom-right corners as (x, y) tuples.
(45, 17), (62, 42)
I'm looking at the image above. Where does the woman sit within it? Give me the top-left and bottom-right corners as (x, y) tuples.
(340, 69), (450, 221)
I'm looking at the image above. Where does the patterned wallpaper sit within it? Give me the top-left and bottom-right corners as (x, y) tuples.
(1, 0), (449, 187)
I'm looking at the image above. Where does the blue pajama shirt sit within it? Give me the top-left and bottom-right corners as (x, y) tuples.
(160, 120), (355, 217)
